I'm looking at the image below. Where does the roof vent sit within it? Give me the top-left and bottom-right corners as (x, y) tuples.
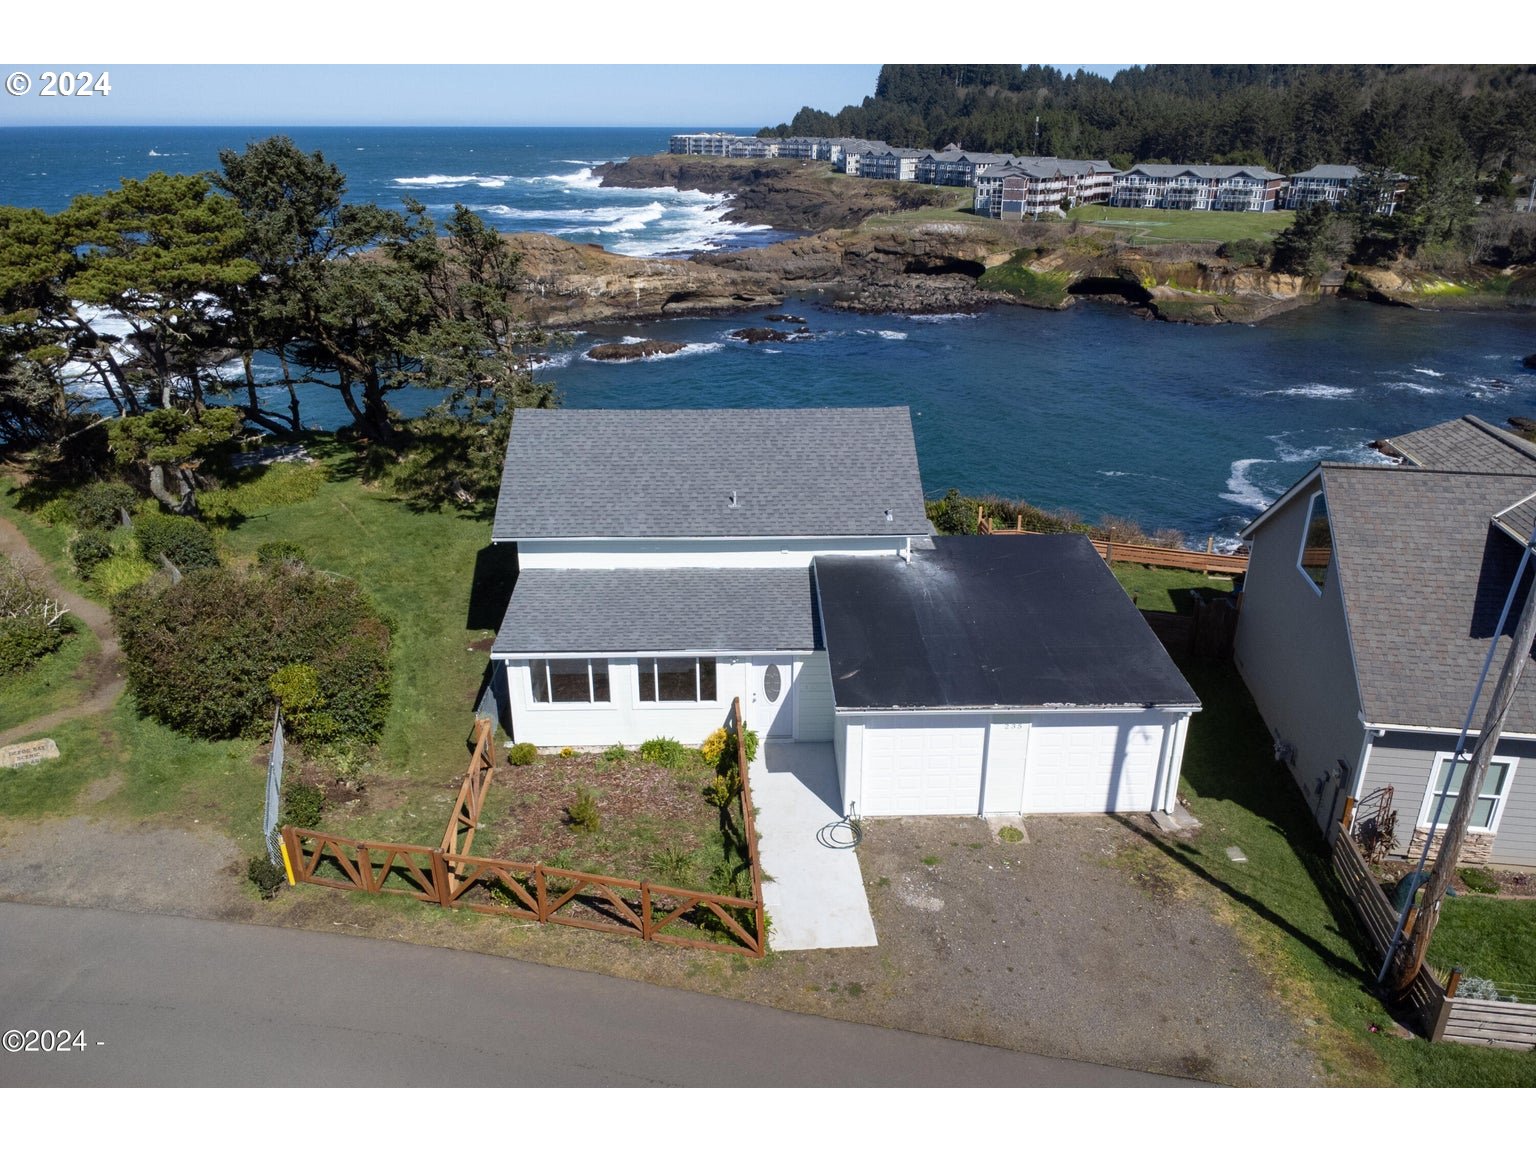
(728, 490), (740, 509)
(884, 509), (893, 522)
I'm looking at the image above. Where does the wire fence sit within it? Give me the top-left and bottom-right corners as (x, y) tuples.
(262, 706), (285, 865)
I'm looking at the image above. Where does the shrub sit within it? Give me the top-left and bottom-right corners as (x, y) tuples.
(1216, 237), (1274, 267)
(111, 565), (392, 742)
(69, 481), (138, 532)
(639, 736), (689, 770)
(700, 727), (729, 769)
(508, 742), (538, 766)
(255, 540), (308, 570)
(135, 512), (220, 572)
(88, 553), (156, 598)
(559, 746), (576, 759)
(70, 528), (116, 579)
(269, 663), (333, 741)
(247, 855), (284, 899)
(0, 556), (70, 677)
(602, 744), (627, 763)
(281, 780), (325, 829)
(567, 786), (601, 834)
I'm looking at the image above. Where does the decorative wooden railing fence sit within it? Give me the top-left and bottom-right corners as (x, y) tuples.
(281, 702), (768, 959)
(1329, 817), (1536, 1049)
(977, 515), (1250, 577)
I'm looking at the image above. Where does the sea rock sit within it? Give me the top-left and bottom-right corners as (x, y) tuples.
(586, 340), (686, 361)
(1523, 353), (1536, 370)
(764, 313), (806, 324)
(730, 327), (791, 344)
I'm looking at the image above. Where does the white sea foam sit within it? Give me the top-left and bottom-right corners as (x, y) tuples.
(875, 330), (908, 341)
(1384, 379), (1441, 394)
(1220, 459), (1274, 511)
(393, 174), (513, 189)
(1412, 367), (1446, 377)
(582, 341), (722, 363)
(1098, 470), (1129, 477)
(906, 312), (978, 323)
(1258, 384), (1355, 399)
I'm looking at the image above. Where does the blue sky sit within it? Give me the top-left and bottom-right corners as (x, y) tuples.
(0, 64), (1128, 128)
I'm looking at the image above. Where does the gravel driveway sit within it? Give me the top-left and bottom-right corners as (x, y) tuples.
(849, 813), (1321, 1085)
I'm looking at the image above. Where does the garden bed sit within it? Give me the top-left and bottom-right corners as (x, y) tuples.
(484, 743), (731, 894)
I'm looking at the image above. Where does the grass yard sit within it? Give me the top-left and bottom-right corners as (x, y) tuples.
(1067, 204), (1293, 245)
(1150, 657), (1536, 1085)
(1110, 563), (1233, 614)
(0, 623), (97, 733)
(1428, 896), (1536, 997)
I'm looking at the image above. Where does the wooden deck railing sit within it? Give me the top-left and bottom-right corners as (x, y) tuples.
(282, 702), (769, 959)
(977, 513), (1249, 576)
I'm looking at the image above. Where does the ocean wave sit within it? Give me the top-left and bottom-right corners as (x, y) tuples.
(393, 174), (513, 189)
(1412, 367), (1445, 377)
(1383, 379), (1441, 394)
(1258, 384), (1356, 399)
(906, 312), (978, 323)
(873, 330), (908, 341)
(1220, 459), (1275, 511)
(1098, 470), (1129, 477)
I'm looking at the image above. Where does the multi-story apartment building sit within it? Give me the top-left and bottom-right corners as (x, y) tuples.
(669, 133), (780, 158)
(1111, 164), (1288, 212)
(973, 158), (1121, 218)
(1285, 164), (1411, 215)
(916, 148), (1018, 187)
(858, 147), (930, 182)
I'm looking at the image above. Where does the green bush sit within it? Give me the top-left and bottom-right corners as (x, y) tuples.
(281, 780), (325, 829)
(88, 553), (157, 598)
(0, 616), (67, 677)
(639, 736), (689, 770)
(70, 528), (115, 579)
(602, 744), (627, 763)
(255, 540), (308, 569)
(135, 512), (220, 572)
(269, 663), (333, 741)
(508, 742), (538, 766)
(1216, 237), (1275, 267)
(69, 481), (138, 532)
(567, 786), (601, 834)
(111, 565), (392, 742)
(247, 855), (284, 899)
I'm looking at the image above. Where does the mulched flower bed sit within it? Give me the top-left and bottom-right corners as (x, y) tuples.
(1374, 858), (1535, 899)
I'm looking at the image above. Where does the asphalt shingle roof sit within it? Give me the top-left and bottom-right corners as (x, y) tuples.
(493, 567), (819, 655)
(1322, 465), (1536, 731)
(1378, 415), (1536, 474)
(492, 407), (931, 540)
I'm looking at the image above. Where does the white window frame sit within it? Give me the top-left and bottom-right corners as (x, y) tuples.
(1417, 751), (1519, 834)
(527, 658), (612, 708)
(1297, 490), (1330, 597)
(634, 656), (718, 707)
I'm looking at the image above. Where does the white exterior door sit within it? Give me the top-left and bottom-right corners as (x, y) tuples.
(860, 716), (987, 816)
(1022, 715), (1168, 813)
(749, 657), (795, 740)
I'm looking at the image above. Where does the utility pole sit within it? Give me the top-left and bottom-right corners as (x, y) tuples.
(1387, 546), (1536, 990)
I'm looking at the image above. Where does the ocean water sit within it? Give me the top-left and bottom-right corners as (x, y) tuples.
(3, 125), (1535, 544)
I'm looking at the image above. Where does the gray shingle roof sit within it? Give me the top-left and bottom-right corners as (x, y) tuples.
(493, 567), (819, 655)
(1322, 465), (1536, 731)
(1378, 415), (1536, 474)
(1123, 163), (1284, 181)
(492, 407), (931, 540)
(1290, 164), (1362, 180)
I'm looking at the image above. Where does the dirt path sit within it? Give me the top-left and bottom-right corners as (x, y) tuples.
(0, 512), (124, 745)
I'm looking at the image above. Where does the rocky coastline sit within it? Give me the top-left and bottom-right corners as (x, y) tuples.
(496, 156), (1534, 331)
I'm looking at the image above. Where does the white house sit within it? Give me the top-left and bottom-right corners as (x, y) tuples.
(490, 406), (1200, 820)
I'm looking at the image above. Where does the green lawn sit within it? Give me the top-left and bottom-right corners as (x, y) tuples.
(1067, 204), (1293, 245)
(1110, 563), (1233, 614)
(1429, 897), (1536, 995)
(0, 623), (97, 733)
(1157, 658), (1536, 1085)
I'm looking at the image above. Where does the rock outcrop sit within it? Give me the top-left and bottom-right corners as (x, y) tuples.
(586, 340), (686, 361)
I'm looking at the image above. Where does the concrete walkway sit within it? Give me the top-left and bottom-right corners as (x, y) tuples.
(753, 742), (878, 951)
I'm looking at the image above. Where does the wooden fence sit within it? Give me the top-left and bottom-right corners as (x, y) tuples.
(1331, 816), (1536, 1049)
(977, 515), (1250, 577)
(1139, 599), (1239, 660)
(281, 701), (768, 959)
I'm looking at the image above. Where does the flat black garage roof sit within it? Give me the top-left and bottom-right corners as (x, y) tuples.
(814, 535), (1201, 711)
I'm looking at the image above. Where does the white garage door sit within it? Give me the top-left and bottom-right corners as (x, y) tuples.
(860, 716), (987, 816)
(1022, 715), (1167, 813)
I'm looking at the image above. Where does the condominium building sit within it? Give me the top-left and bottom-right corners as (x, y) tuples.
(1285, 164), (1411, 215)
(1111, 164), (1288, 212)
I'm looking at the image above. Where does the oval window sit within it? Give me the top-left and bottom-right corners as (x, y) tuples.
(763, 664), (782, 703)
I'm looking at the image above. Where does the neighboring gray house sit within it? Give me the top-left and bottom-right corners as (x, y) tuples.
(489, 406), (1200, 819)
(1235, 415), (1536, 866)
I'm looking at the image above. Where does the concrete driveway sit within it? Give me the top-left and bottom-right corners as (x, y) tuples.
(753, 742), (877, 951)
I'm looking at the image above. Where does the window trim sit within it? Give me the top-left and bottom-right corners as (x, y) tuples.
(1296, 489), (1331, 597)
(526, 657), (613, 709)
(634, 655), (718, 707)
(1417, 751), (1519, 835)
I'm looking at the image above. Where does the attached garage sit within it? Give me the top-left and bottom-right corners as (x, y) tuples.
(816, 535), (1200, 819)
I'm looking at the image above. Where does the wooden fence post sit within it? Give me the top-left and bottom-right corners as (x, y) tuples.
(1341, 796), (1357, 833)
(430, 850), (452, 907)
(641, 882), (652, 941)
(1430, 967), (1462, 1042)
(535, 865), (548, 922)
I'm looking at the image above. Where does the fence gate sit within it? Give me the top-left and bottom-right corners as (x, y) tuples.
(262, 706), (285, 864)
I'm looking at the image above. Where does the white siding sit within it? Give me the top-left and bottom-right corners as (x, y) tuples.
(794, 651), (835, 741)
(1022, 713), (1167, 813)
(517, 537), (903, 570)
(508, 656), (755, 748)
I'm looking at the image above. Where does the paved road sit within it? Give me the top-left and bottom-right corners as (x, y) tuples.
(0, 903), (1191, 1087)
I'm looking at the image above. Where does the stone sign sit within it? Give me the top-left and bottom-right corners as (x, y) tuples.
(0, 739), (60, 768)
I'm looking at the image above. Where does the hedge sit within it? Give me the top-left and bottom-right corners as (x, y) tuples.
(135, 513), (220, 572)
